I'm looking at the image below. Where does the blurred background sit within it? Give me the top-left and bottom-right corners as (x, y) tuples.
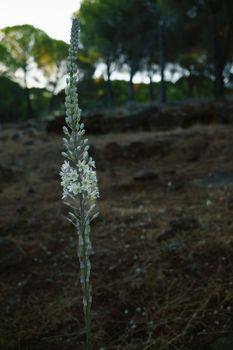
(1, 1), (233, 350)
(0, 0), (233, 121)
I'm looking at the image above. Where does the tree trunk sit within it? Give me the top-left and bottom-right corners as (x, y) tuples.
(128, 68), (135, 102)
(159, 17), (166, 104)
(148, 72), (154, 101)
(48, 93), (55, 112)
(105, 59), (112, 106)
(209, 11), (225, 98)
(187, 73), (194, 98)
(214, 60), (224, 98)
(23, 67), (33, 118)
(48, 65), (60, 112)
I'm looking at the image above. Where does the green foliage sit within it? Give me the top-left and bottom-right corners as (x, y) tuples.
(0, 42), (17, 75)
(0, 25), (50, 77)
(0, 76), (26, 121)
(158, 0), (233, 97)
(78, 0), (119, 64)
(35, 36), (69, 93)
(0, 76), (51, 122)
(0, 25), (53, 118)
(78, 0), (161, 102)
(167, 77), (213, 101)
(0, 26), (70, 118)
(78, 0), (160, 71)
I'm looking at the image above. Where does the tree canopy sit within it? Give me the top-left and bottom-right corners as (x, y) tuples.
(1, 0), (233, 121)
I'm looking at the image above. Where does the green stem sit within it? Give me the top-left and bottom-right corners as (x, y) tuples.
(79, 197), (92, 350)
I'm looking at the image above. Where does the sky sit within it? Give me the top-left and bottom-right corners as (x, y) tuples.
(0, 0), (81, 42)
(0, 0), (179, 85)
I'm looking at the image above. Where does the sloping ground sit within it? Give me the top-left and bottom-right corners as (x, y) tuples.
(46, 99), (233, 134)
(0, 120), (233, 350)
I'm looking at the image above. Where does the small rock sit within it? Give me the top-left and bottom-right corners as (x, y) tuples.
(157, 228), (176, 242)
(17, 206), (27, 214)
(169, 216), (200, 231)
(193, 171), (233, 188)
(25, 127), (40, 137)
(161, 239), (185, 253)
(134, 170), (158, 181)
(24, 140), (34, 146)
(28, 187), (36, 194)
(11, 133), (21, 140)
(167, 178), (185, 191)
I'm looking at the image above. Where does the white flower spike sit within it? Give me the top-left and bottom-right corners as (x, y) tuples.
(60, 17), (98, 350)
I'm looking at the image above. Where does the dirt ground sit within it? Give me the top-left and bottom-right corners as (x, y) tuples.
(0, 119), (233, 350)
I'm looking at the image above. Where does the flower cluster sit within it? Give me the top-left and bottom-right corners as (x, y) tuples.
(60, 159), (99, 200)
(60, 17), (99, 218)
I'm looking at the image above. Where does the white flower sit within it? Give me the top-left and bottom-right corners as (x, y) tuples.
(78, 160), (86, 171)
(88, 159), (96, 168)
(60, 158), (99, 201)
(68, 182), (82, 195)
(62, 160), (70, 170)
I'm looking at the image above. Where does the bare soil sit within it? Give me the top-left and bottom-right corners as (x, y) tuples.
(0, 120), (233, 350)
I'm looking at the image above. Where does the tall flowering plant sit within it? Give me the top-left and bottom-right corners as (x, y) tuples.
(60, 18), (99, 350)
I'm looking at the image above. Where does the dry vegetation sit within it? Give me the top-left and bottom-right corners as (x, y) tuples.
(0, 116), (233, 349)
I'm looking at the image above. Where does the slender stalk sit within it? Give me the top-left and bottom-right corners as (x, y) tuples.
(60, 18), (99, 350)
(79, 197), (92, 350)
